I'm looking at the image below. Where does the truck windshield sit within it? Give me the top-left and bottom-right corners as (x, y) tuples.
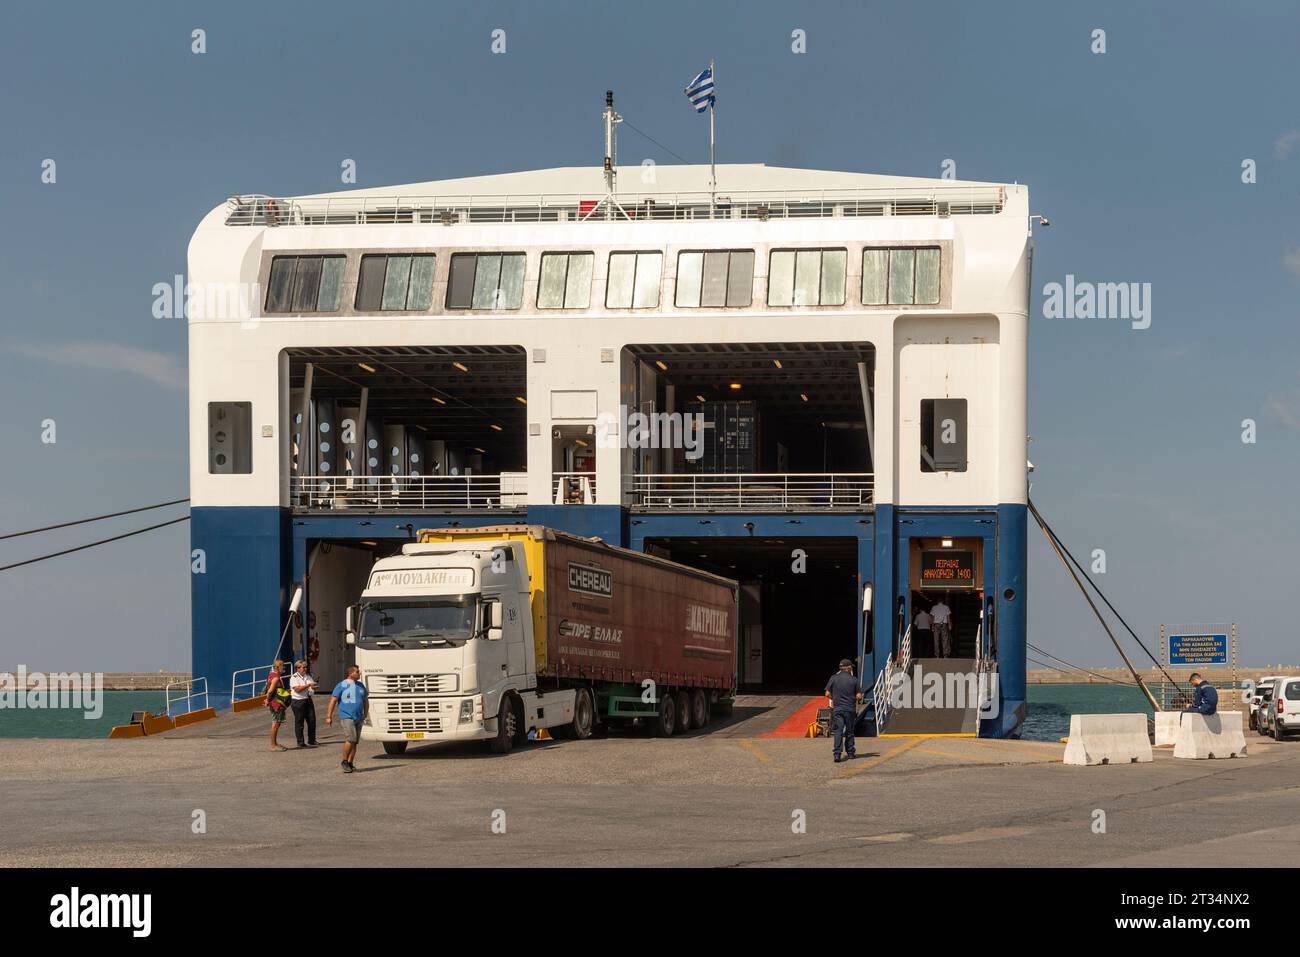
(359, 598), (478, 645)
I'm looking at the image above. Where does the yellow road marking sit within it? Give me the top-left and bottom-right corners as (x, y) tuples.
(836, 736), (926, 778)
(737, 738), (773, 764)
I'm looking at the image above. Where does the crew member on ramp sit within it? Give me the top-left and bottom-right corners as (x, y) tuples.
(825, 659), (865, 763)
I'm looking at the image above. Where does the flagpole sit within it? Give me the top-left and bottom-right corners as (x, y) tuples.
(708, 58), (716, 212)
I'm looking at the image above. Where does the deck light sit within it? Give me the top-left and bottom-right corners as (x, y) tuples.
(574, 438), (588, 447)
(655, 360), (668, 371)
(729, 382), (742, 390)
(773, 359), (783, 369)
(695, 394), (706, 402)
(800, 393), (809, 402)
(473, 447), (486, 454)
(431, 396), (446, 405)
(515, 396), (527, 404)
(942, 538), (954, 547)
(453, 361), (469, 373)
(489, 424), (503, 432)
(358, 362), (376, 373)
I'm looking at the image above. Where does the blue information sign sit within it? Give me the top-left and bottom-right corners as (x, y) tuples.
(1168, 633), (1228, 666)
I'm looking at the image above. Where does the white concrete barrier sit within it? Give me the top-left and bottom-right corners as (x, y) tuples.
(1063, 713), (1153, 766)
(1173, 712), (1247, 760)
(1154, 712), (1181, 747)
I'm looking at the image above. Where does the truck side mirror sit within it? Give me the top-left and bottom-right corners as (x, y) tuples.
(485, 601), (503, 640)
(345, 605), (357, 645)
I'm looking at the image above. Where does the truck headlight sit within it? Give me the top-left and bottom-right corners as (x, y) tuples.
(459, 699), (476, 724)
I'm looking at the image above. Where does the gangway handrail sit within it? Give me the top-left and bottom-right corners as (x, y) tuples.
(165, 676), (209, 718)
(231, 664), (280, 706)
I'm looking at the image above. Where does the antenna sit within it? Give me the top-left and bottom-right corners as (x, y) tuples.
(602, 90), (622, 220)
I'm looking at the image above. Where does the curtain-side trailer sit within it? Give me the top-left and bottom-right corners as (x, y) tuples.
(345, 525), (738, 754)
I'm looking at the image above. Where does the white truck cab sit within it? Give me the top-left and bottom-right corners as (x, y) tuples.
(345, 540), (575, 755)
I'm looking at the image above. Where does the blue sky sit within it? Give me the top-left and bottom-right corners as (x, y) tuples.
(1, 0), (1296, 673)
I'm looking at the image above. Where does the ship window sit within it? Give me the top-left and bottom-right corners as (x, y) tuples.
(537, 252), (594, 308)
(863, 246), (941, 306)
(920, 398), (967, 472)
(675, 250), (754, 307)
(447, 253), (526, 310)
(767, 248), (846, 306)
(266, 255), (346, 312)
(606, 252), (662, 308)
(356, 253), (435, 311)
(208, 401), (252, 474)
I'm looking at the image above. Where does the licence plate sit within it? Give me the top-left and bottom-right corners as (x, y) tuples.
(404, 732), (425, 740)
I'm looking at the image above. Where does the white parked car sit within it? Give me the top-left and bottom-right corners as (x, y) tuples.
(1267, 678), (1300, 741)
(1257, 686), (1275, 736)
(1250, 676), (1286, 730)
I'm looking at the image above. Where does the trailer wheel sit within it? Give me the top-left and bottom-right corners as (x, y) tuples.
(649, 692), (677, 737)
(382, 741), (408, 756)
(490, 695), (519, 754)
(558, 687), (595, 740)
(690, 689), (709, 730)
(674, 690), (692, 734)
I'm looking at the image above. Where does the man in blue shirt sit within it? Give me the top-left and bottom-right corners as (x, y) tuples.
(1182, 673), (1218, 716)
(326, 664), (369, 773)
(825, 659), (864, 763)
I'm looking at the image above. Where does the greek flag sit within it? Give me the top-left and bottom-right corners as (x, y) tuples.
(684, 67), (715, 113)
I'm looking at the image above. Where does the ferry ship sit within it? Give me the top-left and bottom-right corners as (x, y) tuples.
(186, 105), (1031, 736)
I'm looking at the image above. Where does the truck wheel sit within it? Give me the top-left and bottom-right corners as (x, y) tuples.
(382, 741), (408, 756)
(674, 690), (692, 734)
(560, 687), (595, 740)
(490, 696), (518, 754)
(649, 693), (677, 737)
(690, 689), (710, 729)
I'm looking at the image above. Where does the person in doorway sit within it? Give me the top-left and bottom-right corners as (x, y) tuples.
(1181, 673), (1218, 716)
(913, 605), (934, 658)
(289, 659), (319, 748)
(930, 598), (953, 658)
(824, 659), (864, 763)
(326, 664), (369, 773)
(263, 660), (291, 752)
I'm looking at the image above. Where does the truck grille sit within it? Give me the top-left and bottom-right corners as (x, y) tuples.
(387, 716), (442, 733)
(386, 700), (440, 715)
(372, 673), (457, 695)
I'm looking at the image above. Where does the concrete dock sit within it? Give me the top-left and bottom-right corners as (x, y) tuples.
(1, 695), (1294, 867)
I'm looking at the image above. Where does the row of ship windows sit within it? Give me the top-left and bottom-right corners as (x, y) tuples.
(264, 246), (943, 314)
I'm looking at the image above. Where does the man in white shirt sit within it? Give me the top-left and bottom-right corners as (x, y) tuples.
(930, 600), (953, 658)
(289, 659), (319, 748)
(913, 606), (934, 658)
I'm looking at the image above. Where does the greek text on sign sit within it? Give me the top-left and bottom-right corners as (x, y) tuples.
(1168, 633), (1228, 666)
(920, 550), (975, 588)
(369, 567), (474, 590)
(568, 561), (613, 598)
(686, 603), (730, 640)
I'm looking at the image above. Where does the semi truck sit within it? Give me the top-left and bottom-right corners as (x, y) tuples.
(344, 525), (738, 755)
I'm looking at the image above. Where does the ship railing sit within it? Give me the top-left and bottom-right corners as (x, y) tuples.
(289, 473), (523, 511)
(165, 676), (209, 718)
(628, 472), (873, 511)
(553, 471), (596, 505)
(224, 185), (1007, 227)
(231, 664), (280, 707)
(871, 652), (896, 730)
(899, 624), (913, 674)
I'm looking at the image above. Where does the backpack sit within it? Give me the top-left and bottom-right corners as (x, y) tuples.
(266, 672), (291, 712)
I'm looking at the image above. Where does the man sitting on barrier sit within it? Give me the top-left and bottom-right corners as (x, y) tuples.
(1181, 673), (1218, 716)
